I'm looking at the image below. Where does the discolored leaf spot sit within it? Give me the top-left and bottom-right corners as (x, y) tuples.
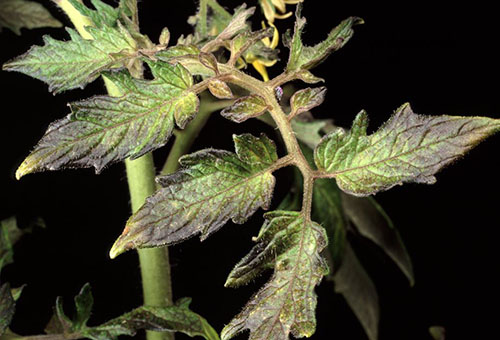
(15, 62), (199, 178)
(230, 27), (274, 64)
(295, 70), (324, 84)
(341, 193), (414, 285)
(334, 242), (379, 340)
(286, 4), (362, 72)
(156, 44), (201, 60)
(222, 211), (329, 340)
(208, 79), (233, 99)
(0, 0), (61, 35)
(221, 94), (269, 123)
(315, 104), (500, 196)
(110, 134), (278, 258)
(289, 87), (327, 119)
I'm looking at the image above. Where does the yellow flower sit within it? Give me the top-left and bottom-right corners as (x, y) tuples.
(259, 0), (303, 23)
(247, 21), (279, 81)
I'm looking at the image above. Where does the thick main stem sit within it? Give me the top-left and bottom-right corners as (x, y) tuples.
(53, 2), (173, 340)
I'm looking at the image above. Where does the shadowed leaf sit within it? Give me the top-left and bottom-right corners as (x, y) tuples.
(286, 4), (362, 72)
(429, 326), (446, 340)
(110, 134), (278, 258)
(222, 211), (329, 340)
(334, 242), (379, 340)
(291, 119), (329, 149)
(341, 193), (414, 285)
(0, 0), (61, 35)
(15, 61), (199, 178)
(315, 103), (500, 196)
(1, 216), (28, 272)
(0, 283), (14, 335)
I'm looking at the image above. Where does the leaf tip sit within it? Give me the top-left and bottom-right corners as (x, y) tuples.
(109, 227), (135, 259)
(15, 161), (31, 180)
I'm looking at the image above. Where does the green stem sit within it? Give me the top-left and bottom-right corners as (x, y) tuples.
(53, 2), (173, 340)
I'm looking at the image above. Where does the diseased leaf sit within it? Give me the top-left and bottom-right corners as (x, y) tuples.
(156, 44), (201, 60)
(44, 284), (219, 340)
(0, 0), (61, 35)
(222, 211), (329, 340)
(341, 193), (414, 285)
(221, 94), (269, 123)
(215, 5), (254, 42)
(198, 52), (219, 74)
(110, 134), (278, 258)
(66, 0), (119, 28)
(10, 285), (25, 301)
(0, 283), (15, 336)
(289, 87), (327, 119)
(286, 4), (362, 72)
(208, 79), (233, 99)
(3, 1), (136, 93)
(295, 70), (324, 84)
(334, 242), (379, 340)
(15, 61), (199, 179)
(315, 103), (500, 196)
(89, 298), (219, 340)
(230, 27), (274, 64)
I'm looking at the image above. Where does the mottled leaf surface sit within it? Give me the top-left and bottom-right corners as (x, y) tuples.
(110, 134), (278, 258)
(334, 242), (379, 340)
(286, 4), (362, 72)
(222, 211), (329, 340)
(221, 94), (269, 123)
(315, 104), (500, 196)
(16, 62), (199, 178)
(0, 283), (14, 335)
(341, 193), (414, 285)
(44, 284), (219, 340)
(0, 0), (61, 35)
(3, 1), (135, 93)
(289, 87), (327, 118)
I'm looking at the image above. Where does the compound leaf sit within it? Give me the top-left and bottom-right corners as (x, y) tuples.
(3, 0), (136, 93)
(222, 211), (329, 340)
(315, 103), (500, 196)
(341, 193), (414, 285)
(15, 61), (199, 178)
(0, 0), (61, 35)
(110, 134), (278, 258)
(333, 242), (379, 340)
(286, 4), (362, 72)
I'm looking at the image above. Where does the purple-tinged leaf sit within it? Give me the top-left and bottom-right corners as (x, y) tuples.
(315, 103), (500, 196)
(110, 134), (278, 258)
(221, 94), (269, 123)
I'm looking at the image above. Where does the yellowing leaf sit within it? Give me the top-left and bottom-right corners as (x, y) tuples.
(221, 94), (269, 123)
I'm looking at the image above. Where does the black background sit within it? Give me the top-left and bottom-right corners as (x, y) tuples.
(1, 1), (499, 339)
